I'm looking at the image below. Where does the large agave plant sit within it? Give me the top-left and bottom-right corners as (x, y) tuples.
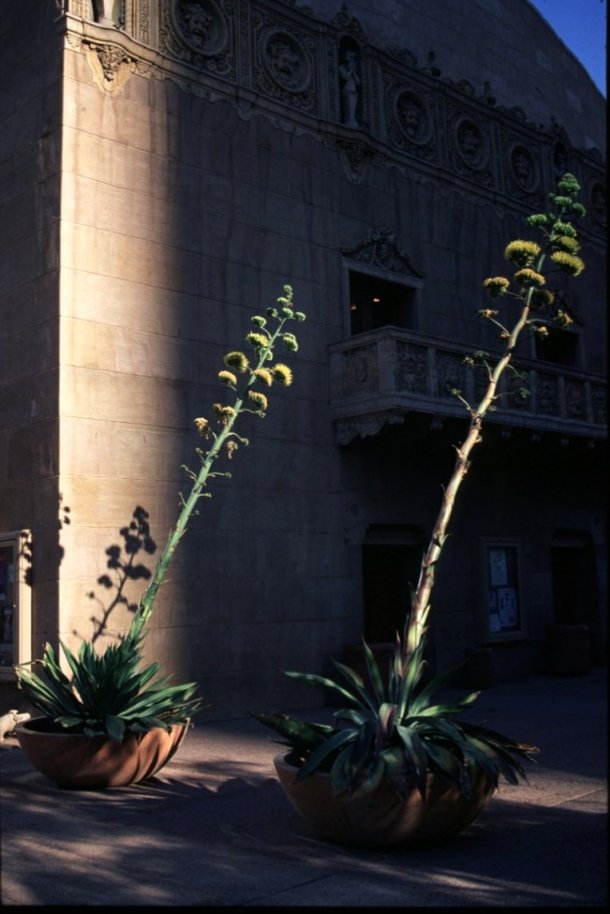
(255, 174), (586, 802)
(254, 622), (538, 799)
(15, 285), (305, 742)
(15, 612), (201, 740)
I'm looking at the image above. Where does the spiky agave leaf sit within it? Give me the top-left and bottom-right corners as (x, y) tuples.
(15, 622), (202, 737)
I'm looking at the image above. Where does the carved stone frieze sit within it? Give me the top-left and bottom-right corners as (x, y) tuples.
(565, 379), (587, 420)
(331, 4), (367, 43)
(437, 351), (466, 398)
(447, 109), (493, 185)
(162, 0), (235, 79)
(342, 228), (423, 278)
(505, 369), (531, 411)
(60, 1), (605, 229)
(336, 138), (385, 183)
(536, 372), (560, 416)
(501, 134), (545, 207)
(251, 8), (316, 111)
(386, 81), (436, 163)
(395, 342), (428, 394)
(342, 345), (379, 393)
(335, 412), (404, 445)
(69, 0), (90, 17)
(472, 364), (490, 405)
(83, 40), (136, 94)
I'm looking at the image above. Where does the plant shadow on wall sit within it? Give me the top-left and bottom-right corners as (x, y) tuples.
(12, 286), (306, 789)
(253, 174), (588, 850)
(83, 505), (157, 645)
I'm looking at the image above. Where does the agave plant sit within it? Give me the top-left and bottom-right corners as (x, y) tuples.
(16, 286), (305, 739)
(254, 174), (587, 799)
(14, 612), (201, 740)
(255, 624), (538, 799)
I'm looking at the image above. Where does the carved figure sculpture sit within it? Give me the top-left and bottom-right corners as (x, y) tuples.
(339, 49), (361, 128)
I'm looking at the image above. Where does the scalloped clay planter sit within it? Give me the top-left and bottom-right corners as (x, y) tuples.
(15, 717), (188, 789)
(274, 753), (495, 848)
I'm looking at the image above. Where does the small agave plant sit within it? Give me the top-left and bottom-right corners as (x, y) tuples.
(15, 286), (306, 740)
(255, 174), (587, 800)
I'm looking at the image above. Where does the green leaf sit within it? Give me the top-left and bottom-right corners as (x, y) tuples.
(361, 638), (386, 705)
(297, 728), (356, 780)
(283, 669), (360, 705)
(105, 714), (126, 742)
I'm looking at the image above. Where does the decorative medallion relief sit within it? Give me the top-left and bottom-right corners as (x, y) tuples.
(162, 0), (234, 78)
(472, 364), (491, 405)
(564, 379), (587, 420)
(536, 372), (560, 416)
(172, 0), (226, 53)
(395, 342), (428, 394)
(437, 351), (466, 398)
(263, 31), (310, 93)
(503, 137), (544, 205)
(447, 112), (493, 185)
(386, 82), (436, 162)
(63, 1), (605, 233)
(343, 345), (379, 394)
(251, 8), (316, 111)
(505, 370), (531, 411)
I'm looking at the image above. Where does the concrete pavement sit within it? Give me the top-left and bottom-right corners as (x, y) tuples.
(1, 668), (607, 907)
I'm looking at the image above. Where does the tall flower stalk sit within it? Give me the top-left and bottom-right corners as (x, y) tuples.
(254, 175), (585, 799)
(405, 173), (586, 658)
(16, 285), (306, 738)
(135, 285), (305, 631)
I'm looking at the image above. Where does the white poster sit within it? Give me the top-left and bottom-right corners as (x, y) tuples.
(498, 587), (518, 628)
(488, 547), (508, 586)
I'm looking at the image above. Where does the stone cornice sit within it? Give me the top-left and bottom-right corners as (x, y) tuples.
(60, 2), (606, 239)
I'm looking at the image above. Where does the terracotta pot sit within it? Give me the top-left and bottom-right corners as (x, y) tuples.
(15, 717), (189, 789)
(274, 753), (495, 848)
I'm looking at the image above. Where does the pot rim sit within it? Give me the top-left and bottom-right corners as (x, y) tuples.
(15, 717), (190, 738)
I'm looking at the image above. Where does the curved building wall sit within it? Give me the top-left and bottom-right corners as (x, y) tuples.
(298, 0), (606, 156)
(0, 0), (606, 712)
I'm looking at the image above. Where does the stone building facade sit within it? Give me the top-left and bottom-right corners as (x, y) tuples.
(0, 0), (606, 716)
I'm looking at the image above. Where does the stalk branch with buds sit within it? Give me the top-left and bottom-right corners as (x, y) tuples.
(405, 173), (586, 657)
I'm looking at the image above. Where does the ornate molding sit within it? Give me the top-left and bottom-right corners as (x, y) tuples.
(83, 40), (137, 94)
(330, 328), (607, 444)
(59, 0), (606, 230)
(335, 412), (404, 445)
(343, 227), (424, 278)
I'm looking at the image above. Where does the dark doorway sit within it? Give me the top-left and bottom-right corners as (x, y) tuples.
(550, 541), (597, 627)
(362, 531), (423, 642)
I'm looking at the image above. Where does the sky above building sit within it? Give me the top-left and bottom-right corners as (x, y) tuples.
(529, 0), (607, 96)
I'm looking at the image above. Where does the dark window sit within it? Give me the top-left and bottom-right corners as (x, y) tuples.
(349, 271), (417, 335)
(535, 326), (580, 367)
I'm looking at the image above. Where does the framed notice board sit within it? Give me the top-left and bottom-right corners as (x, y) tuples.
(481, 539), (525, 641)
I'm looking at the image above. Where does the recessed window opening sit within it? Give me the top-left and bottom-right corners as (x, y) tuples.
(349, 271), (417, 335)
(535, 326), (580, 367)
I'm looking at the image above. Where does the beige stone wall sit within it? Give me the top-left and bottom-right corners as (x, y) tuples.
(1, 0), (606, 712)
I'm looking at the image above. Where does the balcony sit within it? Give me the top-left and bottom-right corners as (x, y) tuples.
(329, 328), (607, 445)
